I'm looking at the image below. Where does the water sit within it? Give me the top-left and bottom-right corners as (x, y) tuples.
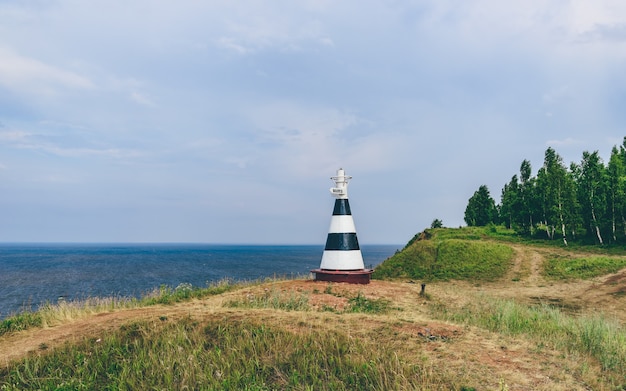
(0, 244), (399, 318)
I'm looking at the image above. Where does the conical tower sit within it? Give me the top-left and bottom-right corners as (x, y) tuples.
(311, 168), (373, 284)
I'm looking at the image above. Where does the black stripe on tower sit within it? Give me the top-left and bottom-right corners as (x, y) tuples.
(325, 233), (360, 251)
(332, 199), (352, 215)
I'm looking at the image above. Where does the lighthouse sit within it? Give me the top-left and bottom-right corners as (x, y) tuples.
(311, 168), (373, 284)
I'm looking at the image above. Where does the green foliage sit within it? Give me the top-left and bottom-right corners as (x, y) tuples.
(142, 279), (240, 306)
(0, 311), (42, 337)
(430, 218), (443, 228)
(464, 185), (498, 226)
(543, 256), (626, 280)
(345, 292), (392, 314)
(374, 228), (514, 282)
(0, 316), (430, 390)
(0, 279), (243, 336)
(487, 138), (626, 244)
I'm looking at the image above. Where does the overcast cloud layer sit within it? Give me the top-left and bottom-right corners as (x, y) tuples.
(1, 1), (625, 244)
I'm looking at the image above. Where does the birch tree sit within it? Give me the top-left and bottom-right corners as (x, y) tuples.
(500, 175), (520, 229)
(578, 151), (607, 244)
(535, 148), (573, 244)
(607, 146), (626, 242)
(518, 159), (537, 235)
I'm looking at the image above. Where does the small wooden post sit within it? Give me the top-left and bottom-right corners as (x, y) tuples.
(420, 283), (426, 296)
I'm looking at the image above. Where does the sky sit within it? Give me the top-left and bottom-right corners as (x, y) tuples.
(1, 0), (626, 244)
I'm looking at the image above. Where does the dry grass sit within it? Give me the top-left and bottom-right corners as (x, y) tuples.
(1, 246), (626, 390)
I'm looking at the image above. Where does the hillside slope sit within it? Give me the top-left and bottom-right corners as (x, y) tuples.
(1, 229), (626, 390)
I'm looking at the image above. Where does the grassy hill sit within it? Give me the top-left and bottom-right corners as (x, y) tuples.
(1, 227), (626, 390)
(373, 227), (515, 282)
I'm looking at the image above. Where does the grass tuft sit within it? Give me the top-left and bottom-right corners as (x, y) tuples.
(543, 256), (626, 280)
(430, 294), (626, 379)
(0, 312), (42, 336)
(0, 316), (446, 390)
(225, 288), (310, 311)
(345, 292), (393, 314)
(0, 278), (244, 336)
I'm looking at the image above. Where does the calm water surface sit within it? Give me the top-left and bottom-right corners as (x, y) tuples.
(0, 244), (399, 318)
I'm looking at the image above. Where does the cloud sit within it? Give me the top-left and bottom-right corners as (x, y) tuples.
(0, 130), (31, 142)
(577, 23), (626, 43)
(216, 37), (253, 55)
(0, 129), (140, 160)
(0, 47), (94, 96)
(542, 86), (571, 105)
(213, 6), (334, 55)
(130, 91), (155, 106)
(1, 0), (625, 242)
(245, 101), (406, 178)
(546, 138), (583, 147)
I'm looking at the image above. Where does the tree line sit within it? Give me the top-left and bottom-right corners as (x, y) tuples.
(464, 137), (626, 245)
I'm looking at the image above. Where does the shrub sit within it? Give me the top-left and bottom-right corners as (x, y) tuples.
(345, 292), (392, 314)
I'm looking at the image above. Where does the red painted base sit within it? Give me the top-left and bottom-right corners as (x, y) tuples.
(310, 269), (374, 284)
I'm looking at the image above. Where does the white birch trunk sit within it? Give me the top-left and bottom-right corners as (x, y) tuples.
(590, 188), (604, 245)
(591, 207), (604, 245)
(611, 198), (617, 242)
(557, 187), (567, 246)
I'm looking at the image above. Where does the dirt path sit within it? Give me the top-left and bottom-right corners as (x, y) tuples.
(526, 248), (544, 285)
(504, 244), (544, 285)
(471, 244), (626, 322)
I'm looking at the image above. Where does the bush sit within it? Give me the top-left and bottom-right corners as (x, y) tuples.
(345, 292), (392, 314)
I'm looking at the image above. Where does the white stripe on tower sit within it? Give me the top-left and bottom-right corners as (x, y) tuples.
(328, 215), (357, 233)
(320, 168), (365, 271)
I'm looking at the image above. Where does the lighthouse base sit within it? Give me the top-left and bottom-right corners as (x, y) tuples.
(310, 269), (374, 284)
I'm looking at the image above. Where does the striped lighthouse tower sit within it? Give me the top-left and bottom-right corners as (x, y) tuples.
(311, 168), (373, 284)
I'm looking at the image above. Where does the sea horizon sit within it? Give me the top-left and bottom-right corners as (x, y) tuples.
(0, 243), (400, 319)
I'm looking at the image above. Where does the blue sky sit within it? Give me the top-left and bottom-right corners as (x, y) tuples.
(1, 1), (625, 244)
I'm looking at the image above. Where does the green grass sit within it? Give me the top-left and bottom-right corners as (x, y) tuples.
(141, 278), (241, 305)
(345, 292), (393, 314)
(0, 312), (42, 336)
(226, 288), (394, 315)
(0, 315), (444, 391)
(374, 229), (514, 282)
(225, 288), (311, 311)
(543, 256), (626, 280)
(375, 226), (626, 283)
(435, 239), (513, 281)
(430, 295), (626, 381)
(0, 279), (244, 337)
